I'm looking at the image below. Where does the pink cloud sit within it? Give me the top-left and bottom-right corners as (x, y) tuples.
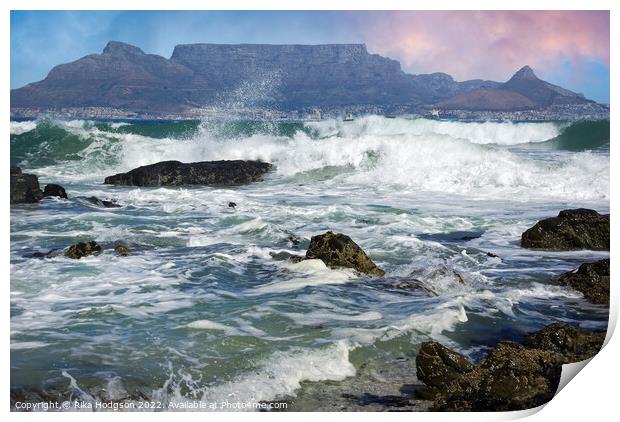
(358, 11), (609, 82)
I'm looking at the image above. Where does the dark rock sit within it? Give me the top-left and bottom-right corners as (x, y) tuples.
(10, 167), (43, 204)
(30, 248), (63, 259)
(555, 259), (609, 305)
(486, 252), (499, 258)
(521, 209), (609, 250)
(289, 255), (305, 264)
(523, 323), (605, 362)
(43, 183), (68, 199)
(114, 243), (129, 256)
(416, 324), (605, 411)
(287, 235), (301, 246)
(432, 342), (562, 411)
(86, 196), (121, 208)
(305, 231), (384, 276)
(65, 241), (102, 259)
(270, 251), (302, 261)
(104, 160), (273, 187)
(228, 201), (237, 208)
(416, 342), (473, 390)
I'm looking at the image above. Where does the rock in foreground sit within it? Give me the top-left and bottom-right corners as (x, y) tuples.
(521, 209), (609, 250)
(65, 241), (102, 259)
(556, 259), (610, 305)
(523, 323), (606, 361)
(10, 167), (43, 204)
(305, 231), (385, 276)
(104, 160), (273, 187)
(416, 323), (605, 411)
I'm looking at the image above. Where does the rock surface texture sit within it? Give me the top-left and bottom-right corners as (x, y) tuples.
(416, 324), (605, 411)
(104, 160), (273, 187)
(10, 167), (43, 204)
(521, 209), (610, 250)
(305, 231), (385, 276)
(556, 259), (610, 305)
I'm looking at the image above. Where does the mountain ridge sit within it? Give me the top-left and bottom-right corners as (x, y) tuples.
(11, 41), (600, 115)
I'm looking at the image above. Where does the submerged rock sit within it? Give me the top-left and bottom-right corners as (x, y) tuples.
(43, 183), (68, 199)
(65, 241), (102, 259)
(30, 248), (63, 259)
(114, 243), (129, 256)
(521, 209), (609, 250)
(555, 259), (610, 305)
(86, 196), (121, 208)
(10, 167), (43, 204)
(523, 323), (606, 362)
(305, 231), (385, 276)
(104, 160), (273, 187)
(416, 324), (604, 411)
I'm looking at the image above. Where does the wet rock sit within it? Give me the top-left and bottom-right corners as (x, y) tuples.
(104, 160), (273, 187)
(287, 235), (301, 246)
(521, 209), (609, 250)
(555, 259), (609, 305)
(305, 231), (385, 276)
(228, 201), (237, 208)
(30, 248), (63, 259)
(65, 241), (102, 259)
(432, 342), (562, 411)
(114, 243), (129, 256)
(416, 342), (473, 390)
(486, 252), (499, 258)
(523, 323), (605, 362)
(416, 324), (604, 411)
(43, 183), (68, 199)
(10, 167), (43, 204)
(86, 196), (121, 208)
(270, 251), (303, 262)
(289, 255), (305, 264)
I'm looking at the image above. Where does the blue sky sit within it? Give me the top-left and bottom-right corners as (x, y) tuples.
(10, 10), (610, 103)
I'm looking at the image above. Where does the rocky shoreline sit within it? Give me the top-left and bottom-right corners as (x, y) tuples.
(10, 159), (611, 412)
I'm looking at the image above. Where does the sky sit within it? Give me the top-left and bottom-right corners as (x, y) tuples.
(10, 10), (610, 103)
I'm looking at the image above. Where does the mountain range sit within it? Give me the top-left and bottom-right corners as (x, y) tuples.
(10, 41), (600, 115)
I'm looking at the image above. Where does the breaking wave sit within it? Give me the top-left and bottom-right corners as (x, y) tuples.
(10, 116), (609, 201)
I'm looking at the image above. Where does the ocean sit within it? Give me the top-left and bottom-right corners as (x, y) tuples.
(10, 116), (610, 410)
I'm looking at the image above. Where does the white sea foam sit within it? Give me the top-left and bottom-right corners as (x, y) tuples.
(158, 341), (355, 410)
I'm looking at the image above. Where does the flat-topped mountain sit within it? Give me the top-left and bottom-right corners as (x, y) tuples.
(11, 41), (599, 115)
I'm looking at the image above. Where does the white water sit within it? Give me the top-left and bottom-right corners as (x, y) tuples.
(10, 116), (610, 410)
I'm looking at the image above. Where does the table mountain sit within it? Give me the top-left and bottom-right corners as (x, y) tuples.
(11, 41), (501, 113)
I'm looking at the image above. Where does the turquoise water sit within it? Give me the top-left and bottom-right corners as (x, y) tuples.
(10, 117), (610, 410)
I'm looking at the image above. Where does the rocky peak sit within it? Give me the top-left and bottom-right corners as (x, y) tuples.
(103, 41), (145, 56)
(509, 65), (538, 81)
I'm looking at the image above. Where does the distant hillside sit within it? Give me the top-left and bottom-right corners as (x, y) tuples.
(438, 66), (592, 111)
(10, 41), (504, 114)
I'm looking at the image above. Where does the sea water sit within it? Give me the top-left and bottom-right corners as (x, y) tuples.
(10, 116), (610, 410)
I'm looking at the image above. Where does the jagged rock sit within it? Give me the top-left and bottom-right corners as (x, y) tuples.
(555, 259), (609, 305)
(10, 167), (43, 204)
(85, 196), (121, 208)
(104, 160), (273, 187)
(416, 324), (604, 411)
(523, 323), (605, 362)
(416, 342), (473, 390)
(43, 183), (68, 199)
(114, 243), (129, 256)
(521, 209), (610, 250)
(305, 231), (384, 276)
(65, 241), (102, 259)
